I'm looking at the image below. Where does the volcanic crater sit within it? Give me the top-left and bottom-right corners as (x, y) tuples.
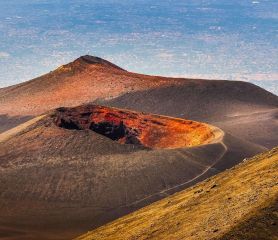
(54, 105), (217, 149)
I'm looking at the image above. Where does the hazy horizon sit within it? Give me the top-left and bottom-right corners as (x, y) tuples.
(0, 0), (277, 94)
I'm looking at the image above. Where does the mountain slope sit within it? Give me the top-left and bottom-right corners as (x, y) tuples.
(0, 56), (277, 149)
(0, 55), (184, 117)
(0, 105), (265, 240)
(102, 83), (278, 148)
(76, 147), (278, 240)
(0, 56), (277, 239)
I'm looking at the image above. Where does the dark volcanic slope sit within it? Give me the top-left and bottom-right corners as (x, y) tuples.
(0, 55), (277, 149)
(101, 82), (278, 148)
(0, 105), (265, 240)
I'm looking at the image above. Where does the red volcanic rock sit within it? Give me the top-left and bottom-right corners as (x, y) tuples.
(54, 105), (216, 149)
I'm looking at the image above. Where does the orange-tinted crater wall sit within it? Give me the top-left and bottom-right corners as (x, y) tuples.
(54, 105), (215, 149)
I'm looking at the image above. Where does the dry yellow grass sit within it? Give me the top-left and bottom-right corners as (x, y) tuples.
(76, 147), (278, 240)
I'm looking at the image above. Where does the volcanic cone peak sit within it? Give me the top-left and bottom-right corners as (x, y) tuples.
(53, 105), (220, 149)
(78, 55), (125, 71)
(52, 55), (125, 77)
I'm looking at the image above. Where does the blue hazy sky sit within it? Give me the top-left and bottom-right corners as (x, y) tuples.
(0, 0), (277, 94)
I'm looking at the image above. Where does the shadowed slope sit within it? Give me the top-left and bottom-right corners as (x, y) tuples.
(0, 115), (46, 143)
(0, 115), (33, 134)
(0, 105), (265, 240)
(102, 82), (278, 122)
(101, 83), (278, 148)
(76, 147), (278, 240)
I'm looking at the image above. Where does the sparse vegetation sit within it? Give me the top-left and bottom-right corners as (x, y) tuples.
(76, 147), (278, 240)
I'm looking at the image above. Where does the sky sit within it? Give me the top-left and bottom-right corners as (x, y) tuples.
(0, 0), (277, 94)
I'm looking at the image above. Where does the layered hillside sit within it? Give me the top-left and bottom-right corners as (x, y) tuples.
(0, 56), (277, 149)
(77, 147), (278, 240)
(0, 105), (264, 240)
(103, 82), (278, 148)
(0, 56), (277, 239)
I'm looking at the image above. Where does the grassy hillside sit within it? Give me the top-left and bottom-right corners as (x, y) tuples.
(76, 147), (278, 240)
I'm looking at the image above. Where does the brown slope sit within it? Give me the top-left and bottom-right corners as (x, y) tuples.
(0, 105), (265, 240)
(0, 55), (185, 118)
(0, 55), (277, 150)
(101, 82), (278, 148)
(76, 147), (278, 240)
